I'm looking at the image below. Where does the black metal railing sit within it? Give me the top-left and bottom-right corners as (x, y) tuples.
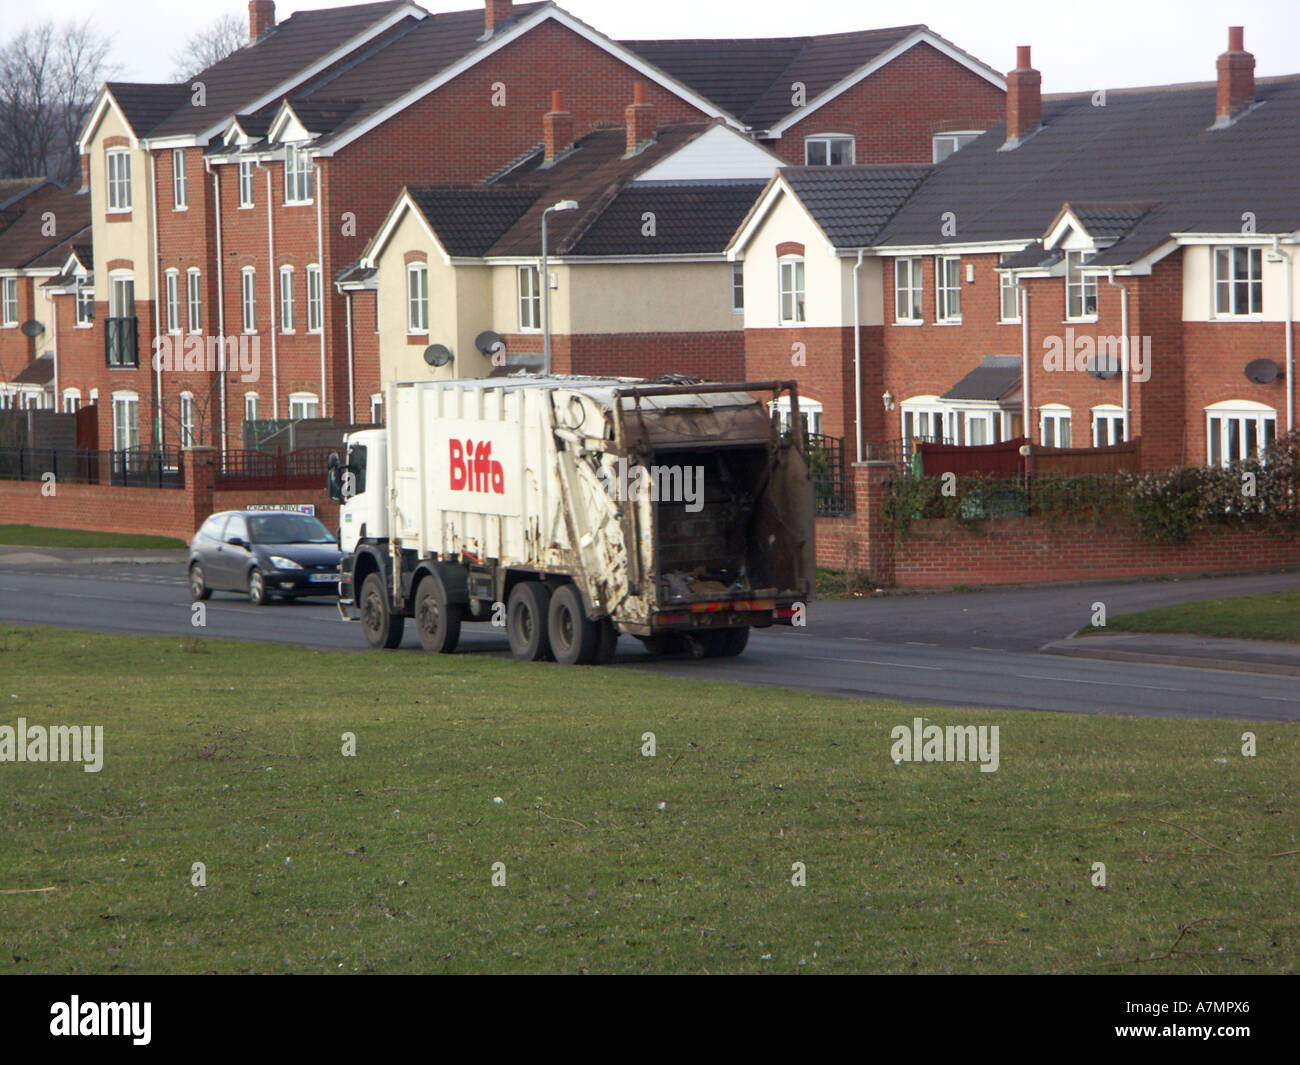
(795, 431), (851, 517)
(105, 317), (139, 367)
(0, 446), (184, 488)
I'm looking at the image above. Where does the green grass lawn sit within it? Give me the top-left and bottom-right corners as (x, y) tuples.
(1084, 590), (1300, 644)
(0, 625), (1295, 974)
(0, 524), (187, 550)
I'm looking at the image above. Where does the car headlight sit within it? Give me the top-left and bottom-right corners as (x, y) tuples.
(269, 556), (303, 570)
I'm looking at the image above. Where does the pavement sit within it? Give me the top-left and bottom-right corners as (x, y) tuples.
(0, 545), (189, 566)
(1044, 631), (1300, 676)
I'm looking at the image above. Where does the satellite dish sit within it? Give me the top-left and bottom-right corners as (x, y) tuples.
(20, 320), (43, 337)
(1086, 354), (1120, 381)
(423, 344), (453, 368)
(475, 330), (507, 358)
(1244, 358), (1281, 384)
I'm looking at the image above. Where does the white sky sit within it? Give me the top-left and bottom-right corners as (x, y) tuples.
(7, 0), (1299, 92)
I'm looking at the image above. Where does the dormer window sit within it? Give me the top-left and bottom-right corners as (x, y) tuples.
(1065, 251), (1098, 320)
(284, 144), (314, 204)
(805, 135), (854, 167)
(932, 131), (981, 163)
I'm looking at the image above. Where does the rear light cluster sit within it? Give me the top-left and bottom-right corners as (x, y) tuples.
(655, 600), (783, 627)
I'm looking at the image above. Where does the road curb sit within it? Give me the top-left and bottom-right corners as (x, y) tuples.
(1042, 638), (1300, 678)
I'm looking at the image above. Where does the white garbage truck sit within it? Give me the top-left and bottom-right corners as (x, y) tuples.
(327, 376), (815, 664)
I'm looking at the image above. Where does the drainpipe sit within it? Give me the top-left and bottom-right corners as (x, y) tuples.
(315, 159), (327, 418)
(1107, 269), (1131, 440)
(149, 150), (163, 449)
(206, 158), (227, 460)
(1018, 274), (1030, 439)
(853, 248), (864, 462)
(47, 286), (58, 406)
(258, 161), (279, 417)
(343, 286), (355, 425)
(1276, 235), (1295, 433)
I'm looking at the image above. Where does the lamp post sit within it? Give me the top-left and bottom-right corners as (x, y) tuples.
(541, 199), (579, 376)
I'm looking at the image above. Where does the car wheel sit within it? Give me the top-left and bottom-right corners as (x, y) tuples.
(189, 563), (211, 602)
(506, 581), (552, 661)
(361, 573), (404, 649)
(547, 583), (597, 665)
(415, 573), (462, 654)
(247, 568), (269, 606)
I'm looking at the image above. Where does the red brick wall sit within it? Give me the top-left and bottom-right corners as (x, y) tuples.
(772, 42), (1005, 165)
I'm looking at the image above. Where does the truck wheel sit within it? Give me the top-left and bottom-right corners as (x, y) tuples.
(507, 581), (552, 661)
(718, 627), (750, 657)
(361, 573), (404, 650)
(594, 619), (619, 665)
(548, 583), (597, 665)
(415, 573), (462, 654)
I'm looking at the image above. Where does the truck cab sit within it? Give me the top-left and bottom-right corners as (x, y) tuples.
(329, 428), (388, 615)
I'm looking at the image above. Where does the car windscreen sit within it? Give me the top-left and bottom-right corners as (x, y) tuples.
(247, 514), (334, 544)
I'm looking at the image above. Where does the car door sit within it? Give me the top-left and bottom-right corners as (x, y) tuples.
(216, 513), (252, 590)
(194, 514), (228, 587)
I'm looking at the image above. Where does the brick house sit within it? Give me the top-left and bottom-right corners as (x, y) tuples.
(347, 95), (784, 398)
(729, 30), (1299, 470)
(63, 0), (1005, 460)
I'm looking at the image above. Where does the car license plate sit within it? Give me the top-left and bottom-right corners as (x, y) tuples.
(310, 573), (337, 583)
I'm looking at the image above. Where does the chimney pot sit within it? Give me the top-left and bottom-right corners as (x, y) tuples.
(1015, 45), (1032, 70)
(1004, 46), (1041, 147)
(249, 0), (276, 44)
(1216, 26), (1255, 122)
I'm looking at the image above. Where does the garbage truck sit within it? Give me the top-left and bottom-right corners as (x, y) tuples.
(327, 375), (815, 664)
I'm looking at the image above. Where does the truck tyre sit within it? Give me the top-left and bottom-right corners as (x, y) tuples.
(415, 573), (462, 654)
(718, 627), (750, 657)
(361, 573), (404, 650)
(548, 583), (597, 665)
(507, 581), (552, 661)
(594, 619), (619, 665)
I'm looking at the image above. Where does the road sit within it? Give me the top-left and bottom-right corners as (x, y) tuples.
(2, 559), (1299, 721)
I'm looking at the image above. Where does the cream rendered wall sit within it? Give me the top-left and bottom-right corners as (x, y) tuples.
(374, 210), (458, 385)
(87, 106), (154, 301)
(1182, 243), (1300, 323)
(841, 255), (884, 326)
(567, 262), (738, 334)
(740, 191), (841, 329)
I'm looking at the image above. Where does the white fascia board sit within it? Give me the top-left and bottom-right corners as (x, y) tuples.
(1170, 232), (1288, 245)
(765, 30), (1006, 138)
(879, 240), (1031, 257)
(484, 254), (725, 265)
(318, 6), (745, 158)
(77, 89), (139, 153)
(726, 175), (800, 259)
(362, 191), (453, 268)
(1043, 208), (1084, 249)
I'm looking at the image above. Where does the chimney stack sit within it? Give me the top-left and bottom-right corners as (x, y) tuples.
(543, 90), (575, 164)
(1215, 26), (1255, 124)
(625, 82), (656, 154)
(485, 0), (513, 37)
(249, 0), (276, 44)
(1003, 45), (1042, 147)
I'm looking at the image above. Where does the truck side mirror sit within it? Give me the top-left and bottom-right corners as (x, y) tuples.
(327, 462), (342, 503)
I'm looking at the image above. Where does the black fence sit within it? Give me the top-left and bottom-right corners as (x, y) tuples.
(0, 446), (185, 488)
(800, 432), (851, 517)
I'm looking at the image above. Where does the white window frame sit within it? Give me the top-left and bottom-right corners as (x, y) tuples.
(112, 390), (139, 452)
(778, 257), (805, 325)
(894, 257), (923, 323)
(164, 270), (181, 334)
(1091, 404), (1126, 447)
(109, 273), (135, 318)
(1212, 246), (1263, 318)
(804, 135), (855, 166)
(306, 265), (323, 333)
(75, 284), (94, 327)
(517, 265), (541, 331)
(186, 269), (201, 334)
(932, 131), (981, 163)
(0, 276), (16, 326)
(1205, 401), (1276, 467)
(241, 267), (256, 333)
(239, 160), (255, 208)
(998, 270), (1020, 323)
(935, 255), (962, 323)
(901, 397), (949, 447)
(106, 149), (132, 212)
(284, 144), (314, 205)
(1039, 404), (1072, 448)
(244, 392), (258, 423)
(62, 388), (81, 413)
(288, 392), (319, 421)
(407, 263), (428, 334)
(769, 395), (823, 436)
(172, 148), (187, 210)
(731, 261), (744, 314)
(179, 391), (195, 447)
(1065, 251), (1099, 321)
(279, 265), (295, 333)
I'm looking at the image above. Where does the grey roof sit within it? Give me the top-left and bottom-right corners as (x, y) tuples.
(997, 241), (1061, 270)
(569, 181), (767, 256)
(782, 165), (933, 247)
(405, 187), (541, 257)
(875, 75), (1300, 261)
(942, 356), (1021, 401)
(105, 83), (192, 136)
(621, 25), (927, 132)
(1066, 201), (1158, 242)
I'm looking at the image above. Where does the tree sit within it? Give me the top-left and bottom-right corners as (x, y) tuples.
(171, 14), (246, 81)
(0, 19), (115, 184)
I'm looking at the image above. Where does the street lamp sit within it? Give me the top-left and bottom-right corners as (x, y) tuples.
(541, 199), (579, 376)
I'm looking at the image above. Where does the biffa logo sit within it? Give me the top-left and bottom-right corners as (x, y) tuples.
(449, 439), (505, 495)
